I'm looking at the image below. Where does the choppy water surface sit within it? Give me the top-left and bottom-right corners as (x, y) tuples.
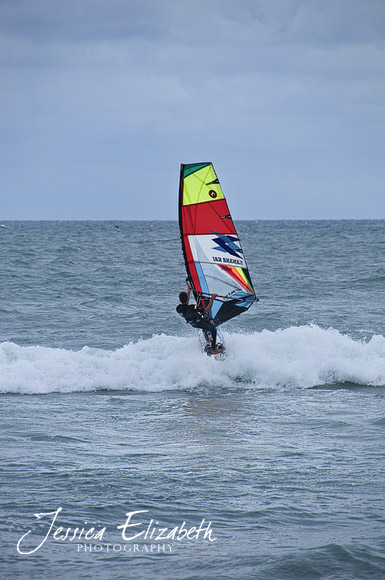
(1, 220), (385, 579)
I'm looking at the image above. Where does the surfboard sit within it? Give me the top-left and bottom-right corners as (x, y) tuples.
(178, 162), (258, 356)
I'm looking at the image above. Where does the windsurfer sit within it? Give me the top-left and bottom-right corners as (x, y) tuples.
(176, 284), (221, 354)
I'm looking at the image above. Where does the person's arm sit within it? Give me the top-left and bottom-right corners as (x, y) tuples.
(203, 293), (218, 314)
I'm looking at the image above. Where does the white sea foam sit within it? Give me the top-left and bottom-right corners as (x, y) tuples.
(0, 325), (385, 394)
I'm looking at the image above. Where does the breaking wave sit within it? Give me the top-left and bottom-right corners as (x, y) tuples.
(1, 325), (385, 394)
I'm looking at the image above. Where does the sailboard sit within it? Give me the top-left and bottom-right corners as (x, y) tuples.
(178, 162), (257, 356)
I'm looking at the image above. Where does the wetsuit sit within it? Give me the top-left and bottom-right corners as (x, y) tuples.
(176, 303), (217, 348)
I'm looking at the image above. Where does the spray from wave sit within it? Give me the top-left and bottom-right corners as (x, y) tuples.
(0, 325), (384, 394)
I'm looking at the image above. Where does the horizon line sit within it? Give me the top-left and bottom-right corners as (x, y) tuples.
(1, 218), (384, 223)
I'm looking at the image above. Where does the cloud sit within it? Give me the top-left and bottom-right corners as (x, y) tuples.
(1, 0), (385, 219)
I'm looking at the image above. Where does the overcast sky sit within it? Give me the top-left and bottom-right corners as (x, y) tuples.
(1, 0), (385, 220)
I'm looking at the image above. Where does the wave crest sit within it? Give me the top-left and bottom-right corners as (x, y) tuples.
(1, 325), (384, 394)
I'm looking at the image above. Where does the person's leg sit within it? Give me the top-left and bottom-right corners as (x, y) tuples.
(210, 325), (217, 348)
(193, 319), (217, 348)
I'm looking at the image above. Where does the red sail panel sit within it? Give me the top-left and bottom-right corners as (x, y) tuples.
(181, 199), (237, 236)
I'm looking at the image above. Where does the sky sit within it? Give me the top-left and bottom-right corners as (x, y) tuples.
(1, 0), (385, 220)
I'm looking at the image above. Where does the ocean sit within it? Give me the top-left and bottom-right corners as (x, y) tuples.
(1, 220), (385, 580)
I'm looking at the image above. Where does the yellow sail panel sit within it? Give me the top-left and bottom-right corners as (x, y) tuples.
(183, 164), (225, 206)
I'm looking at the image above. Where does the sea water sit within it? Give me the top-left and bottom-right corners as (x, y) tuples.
(1, 220), (385, 580)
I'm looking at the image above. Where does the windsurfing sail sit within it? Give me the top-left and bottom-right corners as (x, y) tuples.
(178, 162), (257, 326)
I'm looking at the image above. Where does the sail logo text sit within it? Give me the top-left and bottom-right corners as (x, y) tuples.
(213, 256), (243, 265)
(16, 508), (217, 555)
